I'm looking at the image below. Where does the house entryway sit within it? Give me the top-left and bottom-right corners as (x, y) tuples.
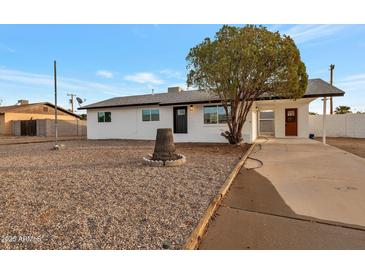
(173, 106), (188, 134)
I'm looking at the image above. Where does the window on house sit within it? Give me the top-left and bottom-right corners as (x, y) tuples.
(98, 111), (111, 123)
(151, 109), (160, 121)
(142, 109), (160, 121)
(204, 105), (230, 124)
(43, 106), (48, 112)
(259, 110), (274, 136)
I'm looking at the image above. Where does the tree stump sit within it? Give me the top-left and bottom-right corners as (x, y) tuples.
(152, 128), (179, 161)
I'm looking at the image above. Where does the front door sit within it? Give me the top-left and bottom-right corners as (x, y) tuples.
(285, 108), (297, 136)
(173, 106), (188, 133)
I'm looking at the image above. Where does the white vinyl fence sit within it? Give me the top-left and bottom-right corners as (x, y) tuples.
(309, 113), (365, 138)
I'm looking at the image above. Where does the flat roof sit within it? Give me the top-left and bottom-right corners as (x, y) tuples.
(79, 78), (345, 110)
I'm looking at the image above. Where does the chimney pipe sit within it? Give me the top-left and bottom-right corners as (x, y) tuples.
(17, 100), (29, 105)
(168, 87), (183, 93)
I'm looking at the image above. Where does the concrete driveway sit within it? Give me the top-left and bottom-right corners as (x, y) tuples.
(199, 138), (365, 249)
(249, 138), (365, 227)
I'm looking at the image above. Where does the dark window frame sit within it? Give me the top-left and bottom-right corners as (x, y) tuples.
(98, 111), (112, 123)
(142, 108), (160, 122)
(204, 105), (230, 124)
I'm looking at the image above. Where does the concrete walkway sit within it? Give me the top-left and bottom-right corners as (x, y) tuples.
(199, 138), (365, 249)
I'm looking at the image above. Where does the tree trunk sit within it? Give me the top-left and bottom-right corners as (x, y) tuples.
(152, 128), (179, 161)
(222, 123), (243, 144)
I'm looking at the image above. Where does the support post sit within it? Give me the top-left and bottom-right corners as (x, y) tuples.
(329, 64), (335, 114)
(54, 60), (58, 148)
(322, 97), (327, 144)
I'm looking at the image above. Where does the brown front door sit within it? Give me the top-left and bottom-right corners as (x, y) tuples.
(285, 108), (297, 136)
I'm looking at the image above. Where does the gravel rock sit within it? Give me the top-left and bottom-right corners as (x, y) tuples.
(0, 140), (248, 249)
(162, 240), (171, 249)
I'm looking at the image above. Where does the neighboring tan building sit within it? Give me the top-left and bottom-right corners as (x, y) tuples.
(0, 100), (84, 136)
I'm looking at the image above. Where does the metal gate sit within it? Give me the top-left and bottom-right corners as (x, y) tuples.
(20, 120), (37, 136)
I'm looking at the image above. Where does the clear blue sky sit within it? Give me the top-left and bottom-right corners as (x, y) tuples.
(0, 24), (364, 114)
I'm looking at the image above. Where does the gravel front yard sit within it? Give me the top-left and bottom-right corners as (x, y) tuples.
(0, 140), (248, 249)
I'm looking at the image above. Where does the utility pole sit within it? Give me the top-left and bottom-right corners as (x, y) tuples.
(329, 64), (335, 114)
(54, 60), (59, 149)
(67, 93), (77, 113)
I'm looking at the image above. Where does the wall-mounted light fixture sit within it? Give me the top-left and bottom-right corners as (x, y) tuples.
(190, 105), (194, 111)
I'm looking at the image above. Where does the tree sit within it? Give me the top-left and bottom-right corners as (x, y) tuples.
(309, 112), (317, 115)
(334, 105), (351, 114)
(186, 25), (308, 144)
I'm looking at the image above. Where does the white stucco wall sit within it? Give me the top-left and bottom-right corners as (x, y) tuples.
(87, 103), (254, 143)
(309, 113), (365, 138)
(256, 98), (313, 138)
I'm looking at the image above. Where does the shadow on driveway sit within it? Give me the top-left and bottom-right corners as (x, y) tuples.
(199, 168), (365, 250)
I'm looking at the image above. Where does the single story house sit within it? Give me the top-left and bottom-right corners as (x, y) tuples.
(79, 78), (345, 144)
(0, 100), (83, 136)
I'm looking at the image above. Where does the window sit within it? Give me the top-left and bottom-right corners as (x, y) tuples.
(259, 110), (274, 135)
(151, 109), (159, 121)
(286, 110), (296, 122)
(43, 107), (48, 112)
(98, 111), (111, 123)
(204, 106), (218, 124)
(204, 105), (230, 124)
(142, 109), (160, 122)
(218, 106), (228, 123)
(177, 109), (186, 116)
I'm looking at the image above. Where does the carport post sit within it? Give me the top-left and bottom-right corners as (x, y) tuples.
(322, 96), (327, 144)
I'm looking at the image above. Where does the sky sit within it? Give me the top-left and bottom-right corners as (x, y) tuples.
(0, 24), (364, 114)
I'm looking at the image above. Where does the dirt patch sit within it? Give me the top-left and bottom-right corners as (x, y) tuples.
(0, 139), (248, 249)
(316, 137), (365, 158)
